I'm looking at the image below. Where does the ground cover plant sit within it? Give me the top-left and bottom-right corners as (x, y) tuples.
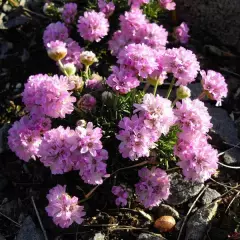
(1, 0), (240, 239)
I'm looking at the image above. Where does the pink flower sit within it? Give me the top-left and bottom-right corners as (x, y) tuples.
(46, 40), (67, 61)
(77, 94), (96, 112)
(174, 132), (219, 182)
(118, 43), (158, 78)
(128, 0), (150, 8)
(62, 3), (78, 25)
(120, 9), (148, 39)
(22, 74), (76, 118)
(98, 0), (115, 17)
(163, 47), (200, 85)
(116, 114), (158, 160)
(85, 74), (103, 90)
(134, 93), (176, 136)
(159, 0), (176, 10)
(39, 126), (78, 174)
(174, 22), (190, 44)
(138, 23), (168, 50)
(200, 70), (228, 106)
(43, 22), (69, 46)
(174, 98), (212, 134)
(106, 66), (140, 94)
(108, 30), (131, 56)
(135, 167), (170, 208)
(45, 185), (85, 228)
(112, 186), (129, 207)
(8, 115), (51, 162)
(61, 38), (83, 69)
(77, 11), (109, 42)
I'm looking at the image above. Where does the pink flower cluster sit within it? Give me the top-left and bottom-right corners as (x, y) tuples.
(46, 185), (85, 228)
(8, 115), (51, 162)
(109, 9), (168, 56)
(106, 66), (140, 94)
(43, 22), (69, 46)
(39, 123), (108, 185)
(135, 167), (170, 208)
(174, 22), (190, 44)
(118, 43), (158, 78)
(62, 3), (78, 25)
(112, 186), (129, 207)
(159, 0), (176, 10)
(77, 11), (109, 42)
(174, 99), (219, 182)
(117, 94), (175, 160)
(62, 38), (83, 69)
(98, 0), (115, 17)
(128, 0), (150, 8)
(200, 70), (228, 106)
(163, 47), (200, 85)
(22, 74), (76, 118)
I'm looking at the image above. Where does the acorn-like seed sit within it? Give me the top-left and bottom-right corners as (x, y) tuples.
(154, 216), (176, 232)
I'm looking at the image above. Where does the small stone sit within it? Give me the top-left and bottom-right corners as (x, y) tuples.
(207, 105), (239, 145)
(223, 148), (240, 165)
(201, 188), (221, 205)
(92, 232), (105, 240)
(16, 83), (22, 89)
(155, 204), (180, 219)
(137, 233), (166, 240)
(16, 216), (44, 240)
(166, 173), (204, 205)
(185, 202), (219, 240)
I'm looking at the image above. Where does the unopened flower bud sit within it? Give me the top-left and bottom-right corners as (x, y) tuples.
(147, 71), (167, 86)
(47, 40), (67, 61)
(176, 85), (191, 99)
(76, 119), (87, 127)
(102, 91), (113, 104)
(43, 2), (55, 15)
(61, 63), (76, 76)
(80, 51), (98, 66)
(77, 94), (96, 112)
(68, 76), (84, 91)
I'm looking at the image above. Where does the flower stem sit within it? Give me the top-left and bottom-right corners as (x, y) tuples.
(172, 98), (178, 107)
(85, 65), (89, 79)
(58, 60), (68, 76)
(153, 80), (159, 96)
(166, 77), (175, 99)
(113, 92), (119, 112)
(198, 92), (206, 100)
(143, 82), (150, 93)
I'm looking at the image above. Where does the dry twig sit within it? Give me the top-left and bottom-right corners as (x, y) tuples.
(225, 191), (240, 213)
(0, 211), (21, 227)
(31, 196), (48, 240)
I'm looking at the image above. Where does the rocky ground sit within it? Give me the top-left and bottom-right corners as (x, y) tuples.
(1, 1), (240, 240)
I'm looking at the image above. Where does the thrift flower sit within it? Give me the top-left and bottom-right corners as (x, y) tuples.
(135, 167), (170, 208)
(46, 185), (85, 228)
(43, 22), (69, 46)
(112, 186), (129, 207)
(159, 0), (176, 10)
(174, 22), (190, 44)
(77, 11), (109, 42)
(77, 94), (96, 112)
(106, 66), (140, 94)
(98, 0), (115, 17)
(200, 70), (228, 106)
(80, 51), (98, 67)
(62, 3), (78, 25)
(128, 0), (150, 8)
(47, 40), (67, 61)
(22, 74), (76, 118)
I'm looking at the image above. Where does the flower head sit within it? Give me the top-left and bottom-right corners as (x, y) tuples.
(112, 186), (129, 207)
(80, 51), (98, 66)
(135, 167), (170, 208)
(47, 40), (67, 61)
(174, 22), (190, 44)
(159, 0), (176, 10)
(98, 0), (115, 17)
(106, 66), (140, 94)
(118, 43), (158, 78)
(77, 11), (109, 42)
(46, 185), (85, 228)
(8, 115), (51, 162)
(62, 3), (78, 25)
(77, 94), (96, 112)
(128, 0), (150, 8)
(22, 74), (76, 118)
(200, 70), (228, 106)
(43, 22), (69, 46)
(85, 74), (103, 90)
(176, 85), (191, 99)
